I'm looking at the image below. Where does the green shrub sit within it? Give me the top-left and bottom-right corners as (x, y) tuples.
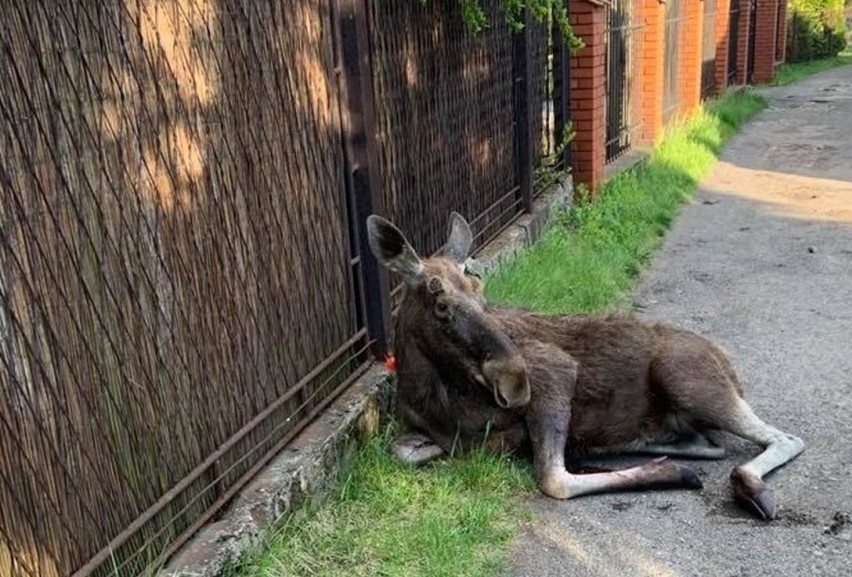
(787, 0), (848, 62)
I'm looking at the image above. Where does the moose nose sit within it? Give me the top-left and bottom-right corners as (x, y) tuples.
(482, 354), (530, 409)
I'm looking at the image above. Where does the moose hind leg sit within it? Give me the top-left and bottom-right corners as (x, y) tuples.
(526, 391), (703, 499)
(541, 457), (704, 500)
(639, 430), (728, 460)
(522, 341), (705, 500)
(721, 398), (805, 520)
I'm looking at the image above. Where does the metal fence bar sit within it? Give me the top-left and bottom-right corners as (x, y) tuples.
(774, 0), (784, 63)
(747, 0), (757, 82)
(335, 0), (391, 357)
(728, 0), (741, 83)
(69, 328), (369, 577)
(552, 1), (572, 171)
(513, 6), (534, 213)
(605, 0), (641, 162)
(701, 0), (719, 98)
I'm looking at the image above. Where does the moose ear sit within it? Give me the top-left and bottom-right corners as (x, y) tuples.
(366, 215), (424, 282)
(444, 212), (473, 265)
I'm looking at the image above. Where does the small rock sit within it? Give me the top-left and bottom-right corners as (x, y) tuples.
(808, 247), (816, 254)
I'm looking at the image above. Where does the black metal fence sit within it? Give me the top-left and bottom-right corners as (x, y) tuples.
(728, 0), (741, 83)
(747, 0), (758, 82)
(663, 0), (684, 124)
(774, 0), (784, 62)
(605, 0), (641, 162)
(0, 1), (570, 576)
(701, 0), (719, 98)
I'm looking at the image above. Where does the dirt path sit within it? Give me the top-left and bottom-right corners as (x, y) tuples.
(510, 66), (852, 577)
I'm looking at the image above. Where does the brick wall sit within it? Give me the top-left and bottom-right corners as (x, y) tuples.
(636, 0), (665, 145)
(568, 0), (607, 191)
(563, 0), (783, 194)
(752, 0), (779, 83)
(680, 0), (704, 114)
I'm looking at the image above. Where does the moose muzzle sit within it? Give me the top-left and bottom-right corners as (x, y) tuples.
(482, 354), (530, 409)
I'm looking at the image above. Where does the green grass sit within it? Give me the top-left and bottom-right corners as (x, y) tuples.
(238, 425), (535, 577)
(486, 89), (767, 313)
(236, 88), (767, 577)
(770, 48), (852, 86)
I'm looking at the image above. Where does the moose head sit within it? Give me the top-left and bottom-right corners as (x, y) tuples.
(366, 213), (530, 408)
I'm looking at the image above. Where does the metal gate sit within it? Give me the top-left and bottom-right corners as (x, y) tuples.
(663, 0), (684, 124)
(774, 0), (784, 62)
(605, 0), (641, 162)
(747, 0), (757, 82)
(701, 0), (718, 98)
(728, 0), (741, 83)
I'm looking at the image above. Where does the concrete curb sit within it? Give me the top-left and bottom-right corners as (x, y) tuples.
(160, 174), (573, 577)
(160, 368), (395, 577)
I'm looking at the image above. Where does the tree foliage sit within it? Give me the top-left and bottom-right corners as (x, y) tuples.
(422, 0), (583, 49)
(787, 0), (848, 62)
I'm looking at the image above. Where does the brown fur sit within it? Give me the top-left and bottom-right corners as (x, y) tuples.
(368, 213), (804, 519)
(394, 272), (744, 458)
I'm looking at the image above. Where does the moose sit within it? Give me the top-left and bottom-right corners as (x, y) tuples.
(366, 212), (805, 520)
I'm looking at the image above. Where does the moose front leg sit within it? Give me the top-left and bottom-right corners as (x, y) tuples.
(391, 431), (445, 465)
(392, 401), (460, 466)
(527, 404), (703, 500)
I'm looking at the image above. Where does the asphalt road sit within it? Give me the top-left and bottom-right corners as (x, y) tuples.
(510, 66), (852, 577)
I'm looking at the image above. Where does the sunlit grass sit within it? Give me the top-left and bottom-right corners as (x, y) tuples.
(238, 424), (534, 577)
(486, 89), (767, 313)
(770, 47), (852, 86)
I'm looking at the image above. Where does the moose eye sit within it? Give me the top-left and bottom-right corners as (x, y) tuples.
(434, 300), (450, 319)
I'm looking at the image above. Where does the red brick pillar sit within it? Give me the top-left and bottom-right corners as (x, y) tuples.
(715, 0), (732, 92)
(776, 0), (788, 64)
(736, 0), (751, 84)
(752, 0), (779, 83)
(636, 0), (665, 145)
(569, 0), (607, 192)
(680, 0), (703, 114)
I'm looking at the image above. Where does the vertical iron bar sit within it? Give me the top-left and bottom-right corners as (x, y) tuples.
(747, 0), (756, 83)
(333, 0), (391, 356)
(701, 0), (718, 98)
(604, 0), (632, 163)
(513, 6), (533, 213)
(552, 0), (571, 171)
(728, 0), (740, 83)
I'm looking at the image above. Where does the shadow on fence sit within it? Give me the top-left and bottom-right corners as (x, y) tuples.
(0, 1), (568, 576)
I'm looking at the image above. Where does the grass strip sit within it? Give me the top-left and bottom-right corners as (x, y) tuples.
(770, 48), (852, 86)
(486, 89), (766, 312)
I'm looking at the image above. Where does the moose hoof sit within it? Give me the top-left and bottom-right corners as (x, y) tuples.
(676, 464), (704, 490)
(731, 466), (777, 520)
(391, 433), (445, 466)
